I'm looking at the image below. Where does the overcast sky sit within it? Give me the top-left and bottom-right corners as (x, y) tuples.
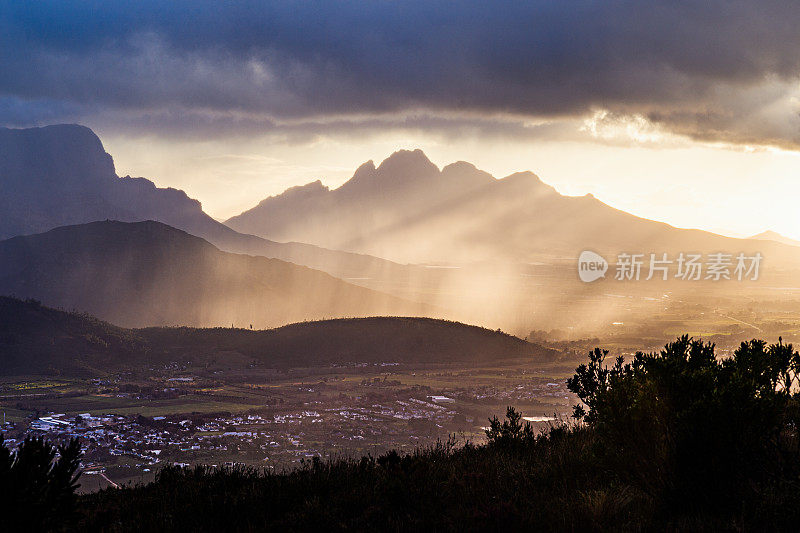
(2, 1), (799, 237)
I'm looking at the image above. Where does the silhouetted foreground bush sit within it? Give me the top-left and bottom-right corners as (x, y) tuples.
(0, 435), (82, 532)
(567, 335), (800, 516)
(9, 336), (800, 531)
(81, 429), (609, 532)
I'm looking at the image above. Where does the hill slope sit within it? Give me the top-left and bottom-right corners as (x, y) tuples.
(0, 297), (146, 375)
(0, 221), (425, 328)
(751, 230), (800, 248)
(0, 297), (555, 375)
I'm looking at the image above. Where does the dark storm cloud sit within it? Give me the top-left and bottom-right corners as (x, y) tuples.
(1, 1), (799, 146)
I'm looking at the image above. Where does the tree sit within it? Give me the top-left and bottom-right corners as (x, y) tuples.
(485, 406), (535, 447)
(0, 434), (83, 530)
(567, 336), (800, 509)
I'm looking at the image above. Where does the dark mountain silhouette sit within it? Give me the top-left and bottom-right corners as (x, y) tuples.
(0, 124), (407, 280)
(227, 149), (800, 265)
(0, 296), (146, 375)
(0, 220), (427, 328)
(140, 316), (557, 368)
(0, 296), (554, 376)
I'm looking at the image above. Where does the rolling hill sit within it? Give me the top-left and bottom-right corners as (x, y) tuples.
(139, 316), (557, 368)
(0, 220), (426, 328)
(0, 296), (146, 375)
(0, 296), (556, 376)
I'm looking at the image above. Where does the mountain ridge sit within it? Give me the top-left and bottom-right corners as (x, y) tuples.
(0, 220), (428, 328)
(225, 149), (800, 265)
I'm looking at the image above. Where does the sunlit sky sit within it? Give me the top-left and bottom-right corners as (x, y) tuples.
(101, 124), (800, 241)
(3, 1), (800, 240)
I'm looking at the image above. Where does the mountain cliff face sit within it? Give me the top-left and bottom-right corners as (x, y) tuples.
(0, 220), (426, 328)
(0, 124), (258, 243)
(0, 125), (219, 238)
(0, 125), (128, 238)
(0, 124), (261, 244)
(226, 149), (797, 265)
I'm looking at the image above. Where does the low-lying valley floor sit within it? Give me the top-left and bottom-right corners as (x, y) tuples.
(0, 358), (577, 492)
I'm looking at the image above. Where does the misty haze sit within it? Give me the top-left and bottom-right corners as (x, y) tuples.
(2, 2), (800, 531)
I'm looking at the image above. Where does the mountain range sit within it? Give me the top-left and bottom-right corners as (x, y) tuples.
(2, 124), (799, 334)
(0, 124), (407, 281)
(4, 124), (796, 269)
(227, 149), (800, 266)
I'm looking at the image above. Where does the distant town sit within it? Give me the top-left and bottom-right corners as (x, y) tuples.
(1, 360), (574, 490)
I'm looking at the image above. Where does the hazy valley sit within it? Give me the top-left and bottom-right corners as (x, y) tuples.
(5, 4), (800, 529)
(3, 124), (800, 506)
